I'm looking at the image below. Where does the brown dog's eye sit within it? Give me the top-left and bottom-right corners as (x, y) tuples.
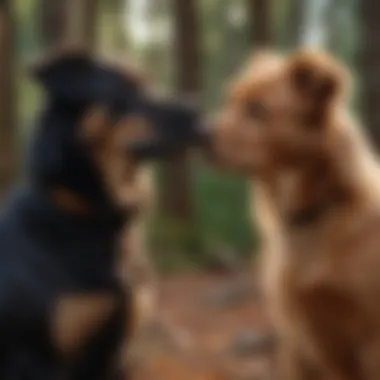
(245, 101), (269, 121)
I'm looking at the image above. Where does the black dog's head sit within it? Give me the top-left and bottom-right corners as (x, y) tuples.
(28, 47), (206, 210)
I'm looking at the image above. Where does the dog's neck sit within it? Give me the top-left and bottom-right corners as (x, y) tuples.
(28, 100), (114, 210)
(258, 161), (339, 228)
(260, 128), (380, 229)
(271, 164), (345, 227)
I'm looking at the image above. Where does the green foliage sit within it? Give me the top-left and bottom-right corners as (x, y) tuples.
(194, 163), (255, 255)
(147, 161), (257, 273)
(201, 0), (250, 110)
(15, 0), (39, 56)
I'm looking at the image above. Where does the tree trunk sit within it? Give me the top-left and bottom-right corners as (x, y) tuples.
(287, 0), (306, 47)
(111, 0), (129, 50)
(327, 0), (349, 54)
(144, 0), (170, 84)
(288, 0), (344, 51)
(38, 0), (98, 49)
(160, 0), (201, 221)
(37, 0), (69, 48)
(0, 0), (16, 198)
(247, 0), (272, 47)
(81, 0), (98, 48)
(361, 0), (380, 148)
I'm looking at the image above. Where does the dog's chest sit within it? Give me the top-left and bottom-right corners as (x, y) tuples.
(40, 227), (128, 348)
(267, 225), (373, 354)
(3, 191), (132, 378)
(22, 233), (129, 375)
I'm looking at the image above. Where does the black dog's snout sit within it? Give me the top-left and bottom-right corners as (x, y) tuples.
(125, 95), (208, 161)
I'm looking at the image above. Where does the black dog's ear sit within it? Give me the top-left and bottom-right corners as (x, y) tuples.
(30, 46), (96, 103)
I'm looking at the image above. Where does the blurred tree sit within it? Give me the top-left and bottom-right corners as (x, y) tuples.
(37, 0), (68, 48)
(160, 0), (201, 221)
(361, 0), (380, 147)
(248, 0), (272, 46)
(81, 0), (99, 48)
(143, 0), (172, 86)
(286, 0), (352, 55)
(327, 0), (346, 53)
(98, 0), (126, 53)
(287, 0), (305, 47)
(111, 0), (129, 50)
(300, 0), (330, 47)
(37, 0), (98, 48)
(0, 0), (16, 198)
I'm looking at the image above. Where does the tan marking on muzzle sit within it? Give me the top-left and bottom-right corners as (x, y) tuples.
(115, 115), (153, 146)
(80, 108), (154, 209)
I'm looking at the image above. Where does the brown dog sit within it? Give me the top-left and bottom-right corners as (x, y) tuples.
(207, 49), (380, 379)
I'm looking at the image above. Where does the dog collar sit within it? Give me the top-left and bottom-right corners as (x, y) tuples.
(286, 191), (343, 228)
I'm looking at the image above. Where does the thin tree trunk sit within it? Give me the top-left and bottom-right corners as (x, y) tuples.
(38, 0), (98, 49)
(112, 0), (129, 50)
(161, 0), (201, 220)
(81, 0), (98, 48)
(247, 0), (272, 47)
(144, 0), (170, 85)
(65, 0), (98, 48)
(327, 0), (350, 54)
(0, 0), (16, 198)
(288, 0), (306, 47)
(361, 0), (380, 149)
(37, 0), (69, 48)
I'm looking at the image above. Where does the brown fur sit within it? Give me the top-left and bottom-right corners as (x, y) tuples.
(80, 104), (157, 336)
(210, 49), (380, 379)
(43, 83), (158, 368)
(51, 293), (117, 358)
(37, 47), (159, 349)
(48, 102), (157, 364)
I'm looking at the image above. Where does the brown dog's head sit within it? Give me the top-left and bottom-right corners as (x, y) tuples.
(206, 50), (349, 177)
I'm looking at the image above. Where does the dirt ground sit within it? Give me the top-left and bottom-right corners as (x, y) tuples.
(130, 272), (276, 380)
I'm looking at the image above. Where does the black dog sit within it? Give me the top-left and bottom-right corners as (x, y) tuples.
(0, 47), (205, 379)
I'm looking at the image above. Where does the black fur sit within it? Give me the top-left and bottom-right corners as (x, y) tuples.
(0, 49), (203, 379)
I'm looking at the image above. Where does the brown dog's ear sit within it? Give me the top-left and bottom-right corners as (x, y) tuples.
(288, 50), (348, 124)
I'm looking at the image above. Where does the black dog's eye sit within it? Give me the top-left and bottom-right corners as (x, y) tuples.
(245, 101), (269, 121)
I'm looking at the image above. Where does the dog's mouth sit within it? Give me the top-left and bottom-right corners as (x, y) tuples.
(127, 127), (210, 160)
(124, 97), (210, 161)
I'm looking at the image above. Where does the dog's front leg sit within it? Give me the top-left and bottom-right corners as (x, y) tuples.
(356, 337), (380, 380)
(115, 216), (157, 379)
